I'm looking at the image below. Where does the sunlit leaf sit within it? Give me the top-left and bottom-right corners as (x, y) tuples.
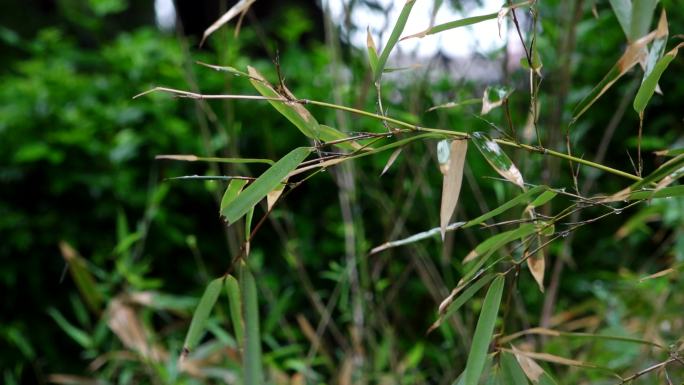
(182, 277), (223, 358)
(374, 0), (416, 81)
(481, 86), (514, 115)
(200, 0), (256, 46)
(240, 262), (264, 385)
(471, 132), (524, 188)
(247, 66), (320, 139)
(463, 275), (505, 385)
(224, 275), (244, 350)
(428, 274), (494, 333)
(220, 179), (248, 216)
(440, 140), (468, 239)
(634, 43), (683, 115)
(223, 147), (311, 225)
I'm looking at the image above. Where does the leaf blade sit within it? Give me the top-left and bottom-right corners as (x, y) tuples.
(471, 132), (524, 188)
(440, 140), (468, 239)
(183, 277), (223, 357)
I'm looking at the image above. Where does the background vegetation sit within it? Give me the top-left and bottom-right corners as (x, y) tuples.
(1, 0), (683, 384)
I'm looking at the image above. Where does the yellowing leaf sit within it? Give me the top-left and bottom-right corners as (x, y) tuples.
(440, 140), (468, 239)
(511, 345), (545, 383)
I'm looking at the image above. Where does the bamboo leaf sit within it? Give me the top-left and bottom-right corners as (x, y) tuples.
(471, 132), (524, 188)
(609, 0), (632, 38)
(367, 27), (379, 75)
(59, 241), (103, 314)
(156, 154), (274, 165)
(428, 274), (494, 333)
(510, 345), (544, 383)
(631, 153), (684, 190)
(200, 0), (256, 46)
(427, 98), (481, 112)
(642, 10), (668, 82)
(319, 124), (364, 151)
(47, 308), (92, 349)
(240, 262), (263, 385)
(247, 66), (320, 139)
(222, 147), (311, 225)
(381, 147), (403, 176)
(523, 208), (545, 293)
(463, 275), (505, 385)
(182, 277), (223, 358)
(402, 12), (498, 41)
(374, 0), (416, 81)
(440, 140), (468, 239)
(504, 348), (596, 369)
(634, 43), (683, 115)
(500, 351), (531, 385)
(224, 275), (244, 350)
(629, 0), (658, 41)
(529, 190), (557, 208)
(464, 186), (546, 228)
(481, 86), (514, 115)
(220, 179), (248, 216)
(572, 31), (656, 122)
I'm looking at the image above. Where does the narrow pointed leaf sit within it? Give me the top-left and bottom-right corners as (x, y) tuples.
(224, 275), (244, 350)
(374, 0), (416, 81)
(319, 124), (364, 151)
(429, 274), (494, 333)
(381, 147), (403, 176)
(471, 132), (524, 188)
(369, 221), (466, 255)
(609, 0), (632, 39)
(240, 262), (263, 385)
(463, 224), (537, 281)
(464, 186), (546, 228)
(510, 345), (544, 383)
(402, 12), (498, 41)
(500, 351), (530, 385)
(183, 277), (223, 357)
(572, 31), (656, 121)
(630, 153), (684, 190)
(247, 66), (320, 139)
(643, 10), (668, 81)
(634, 43), (683, 115)
(529, 190), (557, 208)
(481, 86), (514, 115)
(59, 242), (103, 314)
(463, 275), (505, 385)
(156, 154), (274, 165)
(440, 140), (468, 239)
(223, 147), (311, 224)
(220, 179), (248, 215)
(367, 27), (379, 75)
(200, 0), (256, 46)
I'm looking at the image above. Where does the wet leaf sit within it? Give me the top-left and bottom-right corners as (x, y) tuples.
(463, 275), (505, 385)
(222, 147), (311, 225)
(463, 224), (536, 263)
(481, 86), (514, 115)
(182, 278), (223, 358)
(440, 140), (468, 239)
(200, 0), (256, 46)
(374, 0), (416, 81)
(471, 132), (524, 188)
(634, 43), (683, 115)
(247, 66), (321, 139)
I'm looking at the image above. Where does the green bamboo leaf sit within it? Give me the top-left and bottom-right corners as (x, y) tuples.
(59, 242), (103, 314)
(463, 275), (505, 385)
(529, 190), (557, 208)
(471, 132), (524, 188)
(240, 262), (263, 385)
(374, 0), (416, 81)
(222, 147), (311, 225)
(464, 186), (546, 228)
(402, 12), (498, 40)
(643, 11), (668, 80)
(220, 179), (248, 215)
(47, 308), (92, 349)
(319, 124), (364, 151)
(183, 277), (223, 356)
(500, 352), (529, 385)
(629, 0), (658, 41)
(609, 0), (632, 38)
(224, 275), (244, 350)
(628, 185), (684, 200)
(427, 98), (481, 112)
(463, 224), (537, 281)
(428, 274), (495, 333)
(367, 27), (379, 75)
(634, 43), (683, 115)
(631, 153), (684, 190)
(247, 66), (320, 139)
(655, 147), (684, 157)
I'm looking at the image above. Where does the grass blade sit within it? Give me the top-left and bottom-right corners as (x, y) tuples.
(220, 179), (248, 216)
(402, 12), (498, 41)
(58, 241), (103, 314)
(428, 274), (494, 333)
(223, 147), (311, 225)
(440, 139), (468, 239)
(471, 132), (524, 188)
(182, 277), (223, 358)
(224, 275), (244, 350)
(239, 262), (263, 385)
(374, 0), (416, 81)
(634, 43), (683, 115)
(463, 275), (505, 385)
(247, 66), (321, 139)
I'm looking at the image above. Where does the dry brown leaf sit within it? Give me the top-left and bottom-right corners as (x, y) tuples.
(505, 348), (595, 368)
(267, 184), (286, 211)
(107, 298), (166, 362)
(511, 345), (544, 383)
(639, 268), (675, 282)
(381, 148), (402, 176)
(440, 140), (468, 239)
(499, 327), (561, 344)
(200, 0), (257, 46)
(47, 374), (106, 385)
